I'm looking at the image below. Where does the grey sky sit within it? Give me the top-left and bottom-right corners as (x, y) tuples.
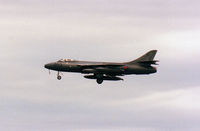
(0, 0), (200, 130)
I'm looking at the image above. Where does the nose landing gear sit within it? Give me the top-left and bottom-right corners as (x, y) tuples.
(57, 72), (62, 80)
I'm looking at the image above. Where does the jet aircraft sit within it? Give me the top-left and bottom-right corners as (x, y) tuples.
(44, 50), (158, 84)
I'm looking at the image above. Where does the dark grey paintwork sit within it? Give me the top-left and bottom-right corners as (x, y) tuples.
(44, 50), (158, 84)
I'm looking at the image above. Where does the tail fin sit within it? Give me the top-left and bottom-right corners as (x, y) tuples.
(127, 50), (158, 65)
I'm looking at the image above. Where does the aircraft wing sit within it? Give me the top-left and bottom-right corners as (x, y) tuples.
(77, 63), (124, 68)
(77, 63), (125, 74)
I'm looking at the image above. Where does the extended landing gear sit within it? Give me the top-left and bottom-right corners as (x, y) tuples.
(95, 74), (104, 84)
(57, 72), (62, 80)
(57, 75), (62, 80)
(96, 78), (103, 84)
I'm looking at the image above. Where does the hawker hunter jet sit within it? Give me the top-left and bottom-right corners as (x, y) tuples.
(44, 50), (158, 84)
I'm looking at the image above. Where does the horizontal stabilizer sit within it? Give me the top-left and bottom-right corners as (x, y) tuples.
(139, 60), (159, 65)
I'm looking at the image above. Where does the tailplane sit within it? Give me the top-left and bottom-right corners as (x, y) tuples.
(127, 50), (158, 65)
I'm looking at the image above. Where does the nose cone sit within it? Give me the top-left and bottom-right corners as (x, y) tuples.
(44, 63), (54, 69)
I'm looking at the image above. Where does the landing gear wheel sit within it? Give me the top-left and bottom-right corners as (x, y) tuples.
(96, 79), (103, 84)
(57, 72), (62, 80)
(57, 75), (62, 80)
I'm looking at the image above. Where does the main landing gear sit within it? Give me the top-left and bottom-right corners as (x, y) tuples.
(57, 72), (62, 80)
(96, 78), (103, 84)
(96, 74), (103, 84)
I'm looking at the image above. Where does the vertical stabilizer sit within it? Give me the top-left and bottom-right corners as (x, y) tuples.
(128, 50), (157, 64)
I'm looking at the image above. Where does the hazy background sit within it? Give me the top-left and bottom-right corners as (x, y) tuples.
(0, 0), (200, 130)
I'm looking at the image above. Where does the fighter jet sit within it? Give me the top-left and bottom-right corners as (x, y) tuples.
(44, 50), (158, 84)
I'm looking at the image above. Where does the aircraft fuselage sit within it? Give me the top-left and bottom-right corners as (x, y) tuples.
(44, 50), (158, 84)
(45, 61), (156, 75)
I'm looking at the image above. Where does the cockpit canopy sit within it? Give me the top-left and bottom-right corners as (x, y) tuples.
(58, 59), (76, 62)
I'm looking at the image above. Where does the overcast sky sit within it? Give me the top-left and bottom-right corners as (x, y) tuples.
(0, 0), (200, 130)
